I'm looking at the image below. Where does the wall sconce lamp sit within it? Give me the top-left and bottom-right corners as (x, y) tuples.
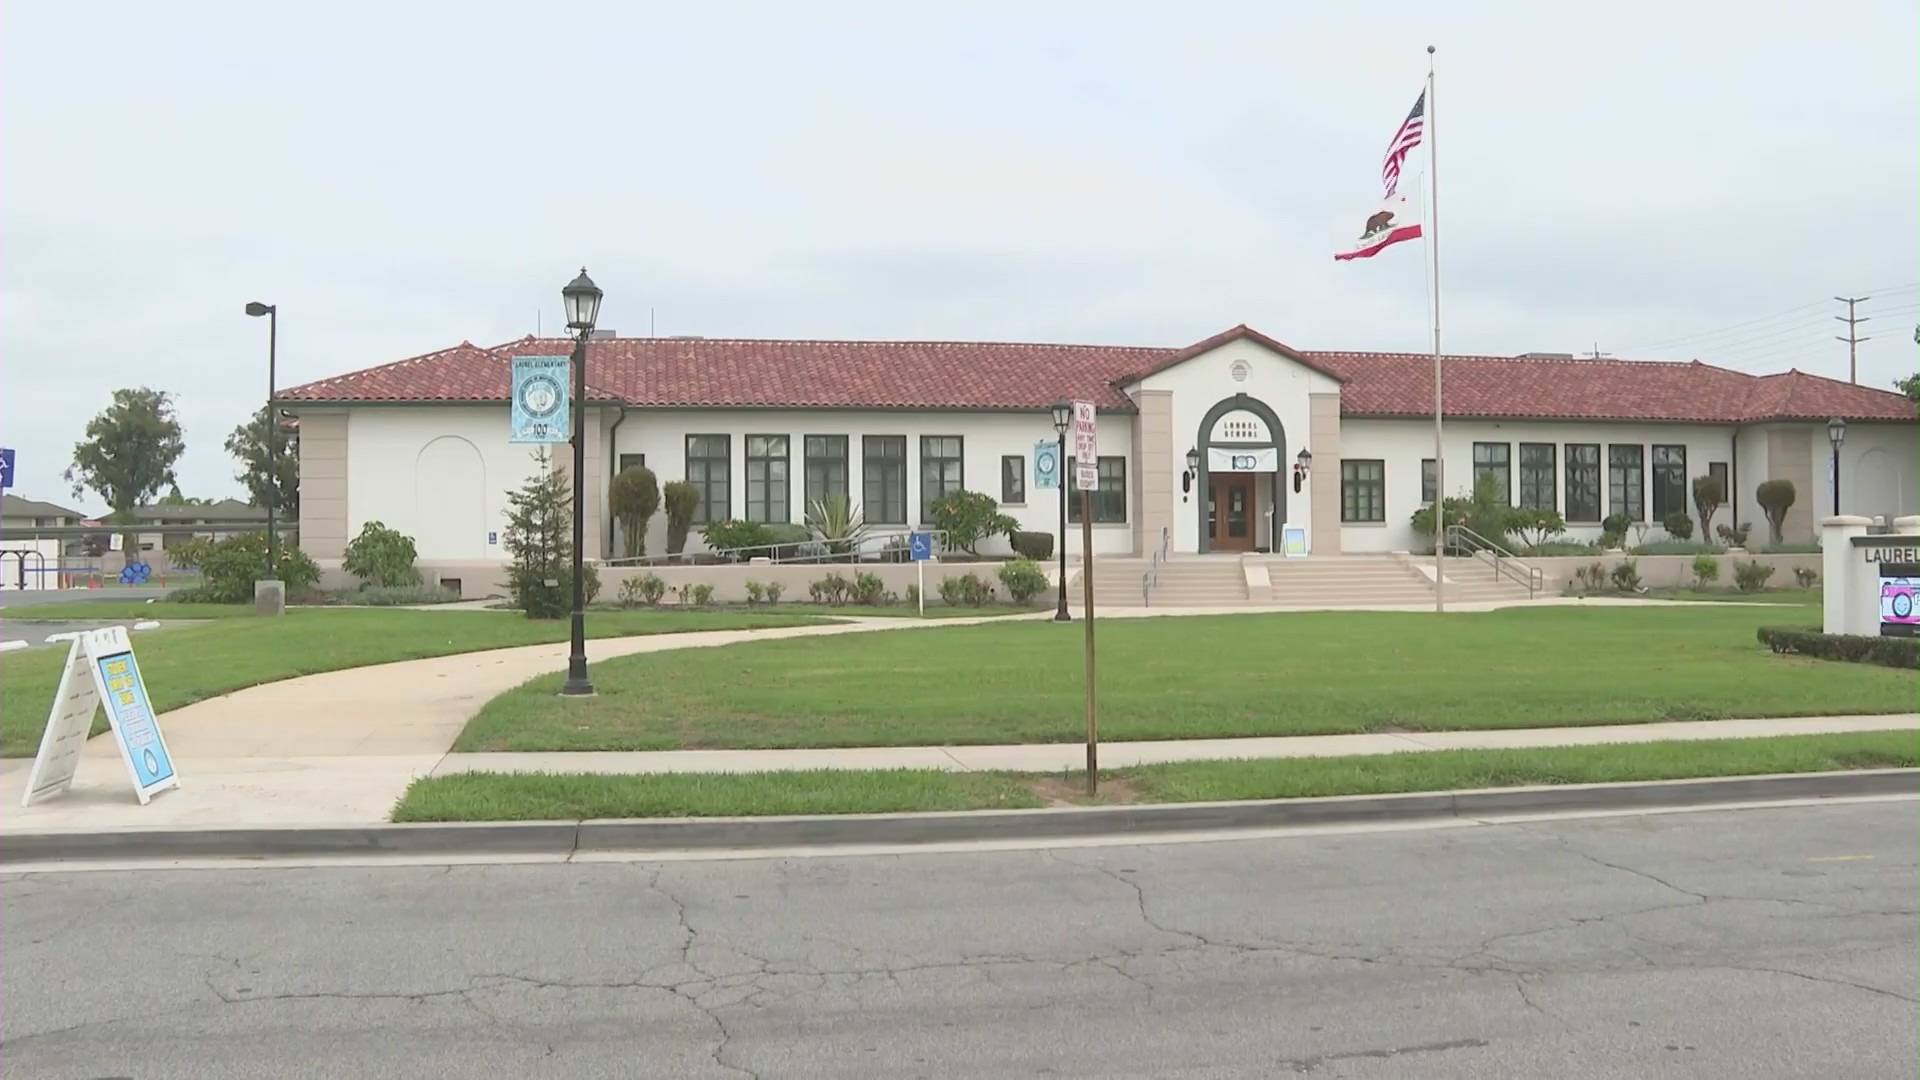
(1292, 447), (1313, 493)
(1182, 447), (1200, 501)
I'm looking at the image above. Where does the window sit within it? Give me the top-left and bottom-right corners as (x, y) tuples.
(1001, 455), (1026, 505)
(1341, 460), (1386, 522)
(1067, 456), (1127, 523)
(863, 436), (907, 525)
(685, 435), (730, 524)
(1472, 442), (1511, 504)
(1708, 461), (1729, 513)
(1421, 459), (1437, 504)
(617, 453), (646, 474)
(803, 436), (847, 511)
(745, 435), (790, 523)
(920, 435), (963, 521)
(1651, 445), (1687, 520)
(1608, 445), (1644, 521)
(1565, 444), (1601, 522)
(1518, 443), (1556, 511)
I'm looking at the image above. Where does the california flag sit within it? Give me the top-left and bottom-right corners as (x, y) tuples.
(1333, 191), (1422, 261)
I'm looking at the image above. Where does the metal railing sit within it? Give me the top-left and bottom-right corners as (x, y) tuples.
(1444, 524), (1544, 599)
(605, 529), (952, 568)
(1142, 526), (1171, 606)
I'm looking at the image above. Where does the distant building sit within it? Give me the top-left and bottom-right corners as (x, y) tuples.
(1, 494), (86, 531)
(125, 499), (270, 553)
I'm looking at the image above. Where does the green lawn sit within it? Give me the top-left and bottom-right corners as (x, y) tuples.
(0, 608), (831, 757)
(2, 601), (257, 620)
(1643, 587), (1822, 606)
(453, 605), (1918, 753)
(391, 730), (1919, 821)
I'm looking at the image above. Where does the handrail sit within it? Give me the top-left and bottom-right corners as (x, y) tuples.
(606, 528), (952, 568)
(1142, 526), (1170, 606)
(1444, 524), (1544, 599)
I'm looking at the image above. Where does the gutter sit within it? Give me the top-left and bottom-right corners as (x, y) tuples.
(606, 405), (630, 556)
(1729, 424), (1741, 532)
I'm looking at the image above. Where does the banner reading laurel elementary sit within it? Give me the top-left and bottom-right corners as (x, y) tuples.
(510, 356), (571, 444)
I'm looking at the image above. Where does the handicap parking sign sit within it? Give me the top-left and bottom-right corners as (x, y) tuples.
(908, 532), (933, 562)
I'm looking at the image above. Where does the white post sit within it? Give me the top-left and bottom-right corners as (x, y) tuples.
(1821, 515), (1871, 636)
(917, 561), (925, 617)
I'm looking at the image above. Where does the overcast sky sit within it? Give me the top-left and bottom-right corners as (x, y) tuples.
(3, 0), (1915, 510)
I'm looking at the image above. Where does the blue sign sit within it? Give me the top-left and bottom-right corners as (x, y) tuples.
(1033, 441), (1060, 490)
(95, 648), (175, 790)
(0, 447), (14, 490)
(510, 356), (571, 444)
(908, 532), (933, 562)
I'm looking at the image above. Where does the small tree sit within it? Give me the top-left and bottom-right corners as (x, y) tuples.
(1508, 508), (1566, 550)
(65, 387), (187, 556)
(502, 449), (598, 618)
(608, 465), (660, 558)
(1691, 474), (1725, 539)
(225, 405), (300, 519)
(342, 520), (421, 587)
(662, 482), (700, 555)
(1756, 479), (1796, 545)
(929, 490), (1017, 555)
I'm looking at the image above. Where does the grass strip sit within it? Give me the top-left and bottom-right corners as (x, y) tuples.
(2, 601), (257, 620)
(391, 731), (1919, 821)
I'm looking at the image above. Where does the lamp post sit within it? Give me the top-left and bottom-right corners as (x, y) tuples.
(560, 269), (604, 698)
(1051, 399), (1072, 623)
(244, 301), (279, 579)
(1827, 416), (1847, 516)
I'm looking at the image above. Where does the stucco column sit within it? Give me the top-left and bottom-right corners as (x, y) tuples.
(1134, 390), (1173, 557)
(1766, 427), (1815, 543)
(1308, 393), (1341, 555)
(1820, 515), (1870, 635)
(297, 412), (349, 560)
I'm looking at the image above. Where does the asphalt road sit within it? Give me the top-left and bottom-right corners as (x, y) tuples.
(3, 801), (1914, 1078)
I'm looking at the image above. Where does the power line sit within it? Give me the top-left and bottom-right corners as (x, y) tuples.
(1835, 295), (1871, 384)
(1620, 282), (1920, 354)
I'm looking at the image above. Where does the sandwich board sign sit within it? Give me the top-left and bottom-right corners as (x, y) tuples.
(21, 625), (179, 806)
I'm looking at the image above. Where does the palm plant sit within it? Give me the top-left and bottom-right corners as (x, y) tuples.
(805, 495), (869, 555)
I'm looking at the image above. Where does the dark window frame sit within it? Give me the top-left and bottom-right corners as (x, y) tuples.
(1518, 443), (1556, 512)
(1066, 455), (1127, 523)
(1651, 444), (1687, 520)
(1421, 458), (1437, 504)
(1609, 444), (1645, 522)
(1001, 455), (1026, 505)
(617, 452), (646, 474)
(862, 435), (908, 526)
(685, 434), (731, 525)
(919, 435), (964, 523)
(1341, 459), (1387, 523)
(744, 434), (791, 524)
(803, 435), (848, 512)
(1472, 442), (1511, 505)
(1565, 443), (1601, 523)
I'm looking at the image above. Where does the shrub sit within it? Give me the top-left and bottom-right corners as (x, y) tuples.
(852, 572), (888, 606)
(1756, 480), (1796, 545)
(617, 573), (666, 607)
(765, 581), (784, 605)
(609, 466), (660, 557)
(1530, 540), (1601, 556)
(663, 481), (699, 555)
(1716, 521), (1753, 548)
(1733, 560), (1776, 592)
(1509, 508), (1566, 550)
(804, 496), (868, 555)
(809, 572), (853, 606)
(1631, 540), (1722, 555)
(340, 520), (421, 587)
(1692, 475), (1725, 538)
(1793, 566), (1819, 588)
(939, 572), (995, 607)
(997, 558), (1048, 602)
(701, 519), (773, 559)
(1757, 542), (1821, 554)
(190, 532), (322, 604)
(674, 583), (693, 606)
(1691, 553), (1720, 588)
(1599, 512), (1631, 550)
(764, 524), (811, 556)
(690, 583), (715, 607)
(1569, 562), (1608, 594)
(1609, 558), (1643, 593)
(744, 580), (766, 605)
(929, 491), (1018, 555)
(1757, 626), (1918, 670)
(323, 584), (460, 606)
(905, 583), (921, 608)
(1661, 511), (1694, 541)
(1010, 530), (1055, 562)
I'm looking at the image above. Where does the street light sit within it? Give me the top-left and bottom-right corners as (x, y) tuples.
(560, 268), (603, 697)
(1051, 399), (1072, 623)
(1827, 416), (1847, 516)
(244, 301), (279, 582)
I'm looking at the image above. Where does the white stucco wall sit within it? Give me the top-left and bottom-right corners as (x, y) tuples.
(1834, 420), (1919, 521)
(1338, 418), (1741, 552)
(1130, 338), (1341, 554)
(347, 406), (555, 561)
(612, 408), (1140, 558)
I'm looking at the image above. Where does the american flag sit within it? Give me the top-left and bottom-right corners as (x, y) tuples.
(1380, 90), (1426, 197)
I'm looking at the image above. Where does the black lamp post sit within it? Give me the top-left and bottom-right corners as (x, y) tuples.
(1827, 416), (1846, 516)
(560, 268), (603, 697)
(244, 301), (279, 580)
(1051, 399), (1072, 623)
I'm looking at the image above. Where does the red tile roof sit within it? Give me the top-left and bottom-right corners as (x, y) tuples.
(278, 325), (1918, 424)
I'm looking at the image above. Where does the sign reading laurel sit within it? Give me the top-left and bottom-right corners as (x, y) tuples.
(510, 356), (571, 444)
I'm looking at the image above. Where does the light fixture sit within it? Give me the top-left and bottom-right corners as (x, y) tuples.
(1293, 447), (1313, 494)
(1051, 399), (1072, 435)
(562, 267), (603, 332)
(1182, 447), (1199, 499)
(1827, 416), (1847, 450)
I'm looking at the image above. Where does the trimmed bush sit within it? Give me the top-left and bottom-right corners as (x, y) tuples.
(1599, 512), (1631, 550)
(1756, 480), (1795, 544)
(939, 572), (995, 607)
(609, 466), (660, 557)
(1630, 540), (1722, 555)
(1010, 530), (1055, 562)
(1661, 511), (1694, 541)
(1692, 475), (1725, 539)
(1530, 540), (1602, 556)
(1691, 553), (1720, 588)
(321, 584), (459, 606)
(997, 558), (1048, 602)
(701, 519), (773, 558)
(188, 532), (322, 603)
(342, 520), (421, 587)
(1609, 558), (1643, 593)
(809, 572), (853, 606)
(765, 581), (785, 605)
(690, 583), (715, 607)
(1793, 566), (1819, 588)
(1733, 560), (1776, 592)
(617, 573), (666, 607)
(1757, 626), (1918, 670)
(852, 572), (888, 605)
(1716, 521), (1753, 548)
(663, 482), (699, 555)
(744, 580), (767, 605)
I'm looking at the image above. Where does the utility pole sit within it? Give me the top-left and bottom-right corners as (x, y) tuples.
(1835, 296), (1871, 384)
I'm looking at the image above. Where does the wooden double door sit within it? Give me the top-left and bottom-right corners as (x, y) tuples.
(1207, 474), (1256, 552)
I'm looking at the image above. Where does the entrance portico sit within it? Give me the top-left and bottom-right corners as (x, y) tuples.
(1194, 395), (1288, 553)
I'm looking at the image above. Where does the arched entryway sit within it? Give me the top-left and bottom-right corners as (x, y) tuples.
(1194, 394), (1287, 553)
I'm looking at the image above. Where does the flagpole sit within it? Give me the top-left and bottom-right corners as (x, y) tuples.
(1427, 44), (1445, 615)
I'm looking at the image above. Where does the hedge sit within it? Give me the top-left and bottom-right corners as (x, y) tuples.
(1756, 626), (1920, 670)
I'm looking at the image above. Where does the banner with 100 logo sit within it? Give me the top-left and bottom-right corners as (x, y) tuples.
(510, 356), (571, 444)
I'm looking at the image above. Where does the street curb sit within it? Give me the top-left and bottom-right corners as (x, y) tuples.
(3, 769), (1914, 864)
